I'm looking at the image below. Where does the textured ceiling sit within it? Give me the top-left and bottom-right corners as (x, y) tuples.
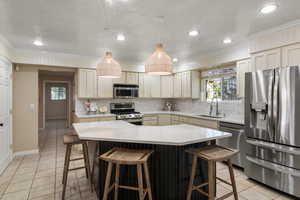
(1, 0), (300, 67)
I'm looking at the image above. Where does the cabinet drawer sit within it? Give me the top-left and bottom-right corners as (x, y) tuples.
(98, 117), (116, 121)
(77, 117), (99, 122)
(171, 115), (180, 121)
(143, 115), (158, 121)
(143, 120), (158, 126)
(188, 117), (219, 129)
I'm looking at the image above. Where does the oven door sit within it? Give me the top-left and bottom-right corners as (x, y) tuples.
(113, 87), (138, 99)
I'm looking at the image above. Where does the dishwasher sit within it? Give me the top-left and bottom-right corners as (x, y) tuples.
(217, 121), (246, 169)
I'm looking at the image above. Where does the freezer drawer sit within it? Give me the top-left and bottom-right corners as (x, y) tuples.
(247, 139), (300, 170)
(245, 156), (300, 198)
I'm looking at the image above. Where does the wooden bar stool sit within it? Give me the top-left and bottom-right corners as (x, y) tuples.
(100, 148), (154, 200)
(186, 145), (239, 200)
(62, 135), (92, 200)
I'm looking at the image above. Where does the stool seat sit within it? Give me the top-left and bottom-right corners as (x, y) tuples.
(100, 148), (153, 165)
(186, 145), (239, 161)
(100, 148), (154, 200)
(63, 135), (82, 144)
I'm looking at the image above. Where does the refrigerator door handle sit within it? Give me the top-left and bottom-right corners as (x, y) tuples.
(267, 70), (275, 140)
(273, 69), (279, 136)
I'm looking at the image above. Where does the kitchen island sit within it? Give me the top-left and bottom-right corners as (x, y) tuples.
(73, 121), (231, 200)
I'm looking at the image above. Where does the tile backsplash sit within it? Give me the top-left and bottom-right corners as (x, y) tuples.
(76, 98), (244, 118)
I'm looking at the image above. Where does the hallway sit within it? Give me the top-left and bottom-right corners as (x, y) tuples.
(0, 120), (97, 200)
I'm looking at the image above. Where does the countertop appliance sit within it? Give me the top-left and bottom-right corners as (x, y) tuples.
(245, 66), (300, 198)
(217, 121), (245, 168)
(113, 84), (139, 99)
(110, 102), (143, 125)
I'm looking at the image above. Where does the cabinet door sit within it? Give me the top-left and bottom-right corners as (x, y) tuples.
(113, 72), (126, 84)
(173, 73), (182, 98)
(251, 48), (281, 71)
(97, 77), (113, 98)
(182, 71), (191, 98)
(161, 75), (174, 98)
(158, 115), (171, 126)
(282, 43), (300, 67)
(138, 73), (145, 98)
(126, 72), (139, 84)
(143, 74), (152, 98)
(78, 69), (87, 98)
(236, 59), (251, 98)
(150, 75), (161, 98)
(86, 70), (97, 98)
(191, 71), (200, 99)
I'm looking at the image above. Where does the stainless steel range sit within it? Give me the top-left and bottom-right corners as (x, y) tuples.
(245, 66), (300, 198)
(110, 102), (143, 125)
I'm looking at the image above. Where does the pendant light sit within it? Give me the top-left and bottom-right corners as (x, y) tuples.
(96, 52), (122, 78)
(145, 43), (172, 75)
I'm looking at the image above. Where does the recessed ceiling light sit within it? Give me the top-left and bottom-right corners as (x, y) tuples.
(33, 39), (44, 46)
(172, 58), (178, 62)
(260, 3), (278, 14)
(188, 30), (199, 37)
(223, 38), (232, 44)
(116, 34), (126, 41)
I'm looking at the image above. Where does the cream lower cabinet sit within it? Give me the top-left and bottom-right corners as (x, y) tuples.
(74, 115), (115, 123)
(161, 75), (174, 98)
(158, 114), (171, 126)
(282, 43), (300, 67)
(236, 59), (251, 98)
(251, 48), (281, 71)
(143, 115), (158, 126)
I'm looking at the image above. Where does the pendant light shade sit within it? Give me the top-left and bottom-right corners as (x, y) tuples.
(96, 52), (122, 78)
(145, 44), (172, 75)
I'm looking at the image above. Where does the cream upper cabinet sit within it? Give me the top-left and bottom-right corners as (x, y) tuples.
(150, 75), (161, 98)
(97, 77), (113, 98)
(138, 73), (145, 98)
(282, 43), (300, 67)
(173, 73), (182, 98)
(251, 48), (281, 71)
(78, 69), (97, 98)
(113, 72), (126, 84)
(126, 72), (139, 84)
(236, 59), (251, 98)
(182, 71), (191, 98)
(161, 75), (174, 98)
(191, 71), (200, 99)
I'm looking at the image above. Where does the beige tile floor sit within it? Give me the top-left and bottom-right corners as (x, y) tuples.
(0, 120), (298, 200)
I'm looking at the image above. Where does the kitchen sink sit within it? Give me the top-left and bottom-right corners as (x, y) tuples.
(197, 114), (224, 119)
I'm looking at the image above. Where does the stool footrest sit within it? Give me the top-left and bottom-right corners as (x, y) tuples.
(68, 166), (86, 171)
(216, 177), (232, 186)
(216, 191), (233, 200)
(194, 188), (208, 197)
(194, 182), (208, 190)
(70, 157), (84, 161)
(119, 185), (140, 191)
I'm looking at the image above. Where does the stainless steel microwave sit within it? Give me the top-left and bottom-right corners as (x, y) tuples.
(113, 84), (139, 99)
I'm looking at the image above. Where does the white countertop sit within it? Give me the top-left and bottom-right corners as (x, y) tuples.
(75, 111), (244, 125)
(73, 121), (232, 146)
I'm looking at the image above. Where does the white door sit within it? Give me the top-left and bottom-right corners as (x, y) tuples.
(282, 43), (300, 67)
(0, 57), (12, 174)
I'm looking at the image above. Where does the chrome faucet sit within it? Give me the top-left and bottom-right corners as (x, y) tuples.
(209, 98), (220, 116)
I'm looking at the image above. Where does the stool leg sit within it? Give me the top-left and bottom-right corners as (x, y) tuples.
(103, 162), (113, 200)
(62, 144), (72, 200)
(186, 155), (197, 200)
(137, 164), (144, 200)
(228, 159), (239, 200)
(83, 142), (92, 192)
(91, 142), (99, 187)
(143, 162), (153, 200)
(114, 164), (120, 200)
(208, 160), (215, 200)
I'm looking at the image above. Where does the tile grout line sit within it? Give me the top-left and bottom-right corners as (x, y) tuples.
(0, 156), (25, 199)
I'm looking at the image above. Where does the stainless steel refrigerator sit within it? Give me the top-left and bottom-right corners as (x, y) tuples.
(245, 66), (300, 198)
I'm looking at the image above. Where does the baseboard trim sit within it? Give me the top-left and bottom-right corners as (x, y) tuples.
(13, 149), (39, 157)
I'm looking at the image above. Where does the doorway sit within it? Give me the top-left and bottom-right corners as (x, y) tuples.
(0, 57), (13, 174)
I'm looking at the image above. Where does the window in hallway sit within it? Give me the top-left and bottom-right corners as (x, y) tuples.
(51, 87), (66, 100)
